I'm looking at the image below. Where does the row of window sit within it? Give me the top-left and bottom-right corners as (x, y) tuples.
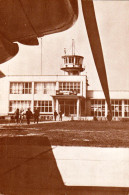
(111, 100), (122, 117)
(10, 82), (81, 94)
(10, 82), (32, 94)
(9, 100), (77, 116)
(59, 82), (80, 93)
(91, 100), (105, 117)
(9, 100), (53, 113)
(9, 99), (129, 117)
(63, 56), (83, 65)
(91, 99), (129, 117)
(34, 82), (56, 95)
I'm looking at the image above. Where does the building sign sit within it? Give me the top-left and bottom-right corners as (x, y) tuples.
(56, 90), (77, 96)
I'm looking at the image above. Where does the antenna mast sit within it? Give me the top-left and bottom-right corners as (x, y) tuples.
(41, 38), (42, 75)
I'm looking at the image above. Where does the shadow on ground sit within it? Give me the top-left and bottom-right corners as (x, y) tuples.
(0, 135), (128, 195)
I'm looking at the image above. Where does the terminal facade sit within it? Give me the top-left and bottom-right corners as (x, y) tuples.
(0, 53), (129, 120)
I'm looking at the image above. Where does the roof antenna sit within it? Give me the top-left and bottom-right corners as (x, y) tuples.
(64, 48), (66, 55)
(41, 38), (42, 75)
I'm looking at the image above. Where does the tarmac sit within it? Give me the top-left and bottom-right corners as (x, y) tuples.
(0, 121), (129, 194)
(53, 146), (129, 188)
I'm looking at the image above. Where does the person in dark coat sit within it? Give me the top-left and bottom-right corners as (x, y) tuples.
(59, 111), (63, 121)
(26, 108), (32, 125)
(34, 108), (40, 124)
(15, 108), (19, 124)
(54, 110), (58, 121)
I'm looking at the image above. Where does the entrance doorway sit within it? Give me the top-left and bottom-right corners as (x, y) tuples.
(59, 99), (77, 116)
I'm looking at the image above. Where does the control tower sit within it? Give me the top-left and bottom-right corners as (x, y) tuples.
(61, 40), (85, 75)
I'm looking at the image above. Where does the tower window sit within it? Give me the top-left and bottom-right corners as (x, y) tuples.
(64, 57), (68, 64)
(69, 57), (74, 63)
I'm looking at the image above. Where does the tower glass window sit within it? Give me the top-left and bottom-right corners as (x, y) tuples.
(69, 57), (74, 63)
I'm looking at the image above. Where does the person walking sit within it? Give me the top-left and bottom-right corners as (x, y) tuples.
(54, 110), (58, 121)
(26, 108), (32, 125)
(34, 108), (40, 124)
(59, 110), (63, 121)
(15, 108), (19, 124)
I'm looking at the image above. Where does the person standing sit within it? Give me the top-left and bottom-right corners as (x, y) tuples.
(54, 110), (58, 121)
(19, 109), (24, 124)
(15, 108), (19, 124)
(59, 111), (63, 121)
(34, 108), (40, 124)
(26, 108), (32, 125)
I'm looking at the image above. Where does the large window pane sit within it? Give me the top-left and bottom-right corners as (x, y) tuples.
(9, 101), (31, 112)
(34, 82), (56, 94)
(110, 100), (122, 117)
(91, 99), (105, 117)
(124, 100), (129, 117)
(10, 82), (32, 94)
(59, 82), (80, 93)
(34, 101), (52, 113)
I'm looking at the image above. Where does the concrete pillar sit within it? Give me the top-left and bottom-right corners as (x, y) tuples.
(31, 82), (34, 113)
(122, 100), (124, 117)
(56, 81), (59, 91)
(86, 99), (91, 116)
(80, 81), (83, 96)
(56, 99), (59, 113)
(52, 98), (55, 113)
(105, 101), (108, 117)
(7, 80), (10, 113)
(77, 98), (80, 118)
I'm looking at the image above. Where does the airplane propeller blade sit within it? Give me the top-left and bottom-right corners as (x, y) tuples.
(81, 0), (112, 115)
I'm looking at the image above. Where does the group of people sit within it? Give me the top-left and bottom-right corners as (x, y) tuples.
(15, 108), (63, 125)
(15, 108), (40, 125)
(54, 110), (63, 121)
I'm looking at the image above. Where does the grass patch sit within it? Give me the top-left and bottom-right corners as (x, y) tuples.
(0, 121), (129, 147)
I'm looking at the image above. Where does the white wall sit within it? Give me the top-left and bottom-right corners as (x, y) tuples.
(0, 77), (9, 115)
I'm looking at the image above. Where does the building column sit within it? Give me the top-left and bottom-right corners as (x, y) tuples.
(56, 99), (59, 113)
(122, 100), (124, 117)
(105, 101), (108, 117)
(52, 97), (55, 113)
(56, 79), (59, 93)
(31, 82), (34, 113)
(77, 98), (80, 118)
(7, 80), (10, 114)
(80, 81), (83, 96)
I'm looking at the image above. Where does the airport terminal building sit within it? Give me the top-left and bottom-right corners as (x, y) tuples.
(0, 53), (129, 120)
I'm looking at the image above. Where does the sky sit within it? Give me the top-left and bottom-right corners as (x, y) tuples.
(0, 0), (129, 91)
